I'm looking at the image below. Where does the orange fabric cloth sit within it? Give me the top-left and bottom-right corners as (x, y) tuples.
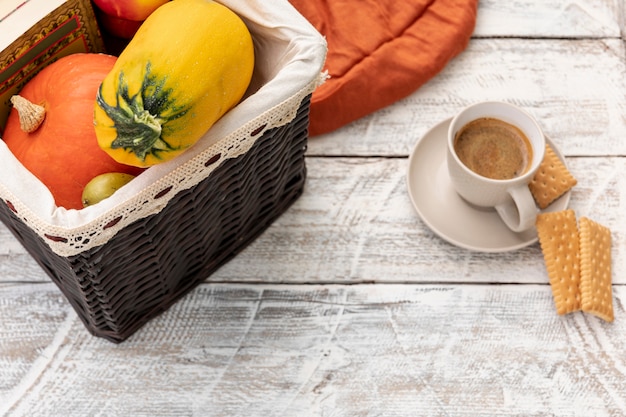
(288, 0), (478, 136)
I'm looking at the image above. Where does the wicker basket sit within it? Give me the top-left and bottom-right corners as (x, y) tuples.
(0, 96), (310, 342)
(0, 1), (326, 342)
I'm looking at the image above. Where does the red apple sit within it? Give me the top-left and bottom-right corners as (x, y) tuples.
(92, 0), (170, 21)
(97, 10), (144, 39)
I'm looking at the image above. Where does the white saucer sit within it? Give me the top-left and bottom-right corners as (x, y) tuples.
(406, 118), (571, 252)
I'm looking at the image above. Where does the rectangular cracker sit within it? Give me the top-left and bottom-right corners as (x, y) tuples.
(536, 210), (581, 315)
(529, 144), (577, 209)
(579, 217), (614, 322)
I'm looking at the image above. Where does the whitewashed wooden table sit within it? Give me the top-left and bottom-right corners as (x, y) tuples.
(2, 1), (626, 416)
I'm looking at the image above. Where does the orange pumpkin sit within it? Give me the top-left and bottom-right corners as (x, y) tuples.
(2, 53), (144, 210)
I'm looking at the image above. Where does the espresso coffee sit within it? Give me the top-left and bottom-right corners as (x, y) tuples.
(453, 117), (533, 180)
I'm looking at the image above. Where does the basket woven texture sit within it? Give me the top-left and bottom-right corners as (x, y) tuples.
(0, 95), (311, 343)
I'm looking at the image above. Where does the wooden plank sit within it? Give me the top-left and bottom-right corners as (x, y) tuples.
(307, 38), (626, 157)
(474, 0), (623, 38)
(1, 156), (624, 285)
(211, 155), (626, 284)
(1, 282), (625, 416)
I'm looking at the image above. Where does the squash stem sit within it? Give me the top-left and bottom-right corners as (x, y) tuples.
(10, 95), (45, 133)
(132, 110), (162, 147)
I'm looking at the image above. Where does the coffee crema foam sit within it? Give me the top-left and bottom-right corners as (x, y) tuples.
(453, 117), (533, 180)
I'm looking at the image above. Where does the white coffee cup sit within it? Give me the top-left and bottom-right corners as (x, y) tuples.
(447, 101), (545, 233)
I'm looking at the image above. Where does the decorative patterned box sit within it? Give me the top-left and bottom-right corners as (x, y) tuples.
(0, 0), (327, 342)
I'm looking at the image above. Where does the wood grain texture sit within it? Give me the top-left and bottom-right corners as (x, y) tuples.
(208, 156), (625, 284)
(1, 0), (625, 416)
(473, 0), (624, 38)
(1, 283), (626, 417)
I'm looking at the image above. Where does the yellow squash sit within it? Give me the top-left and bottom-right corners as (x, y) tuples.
(94, 0), (255, 167)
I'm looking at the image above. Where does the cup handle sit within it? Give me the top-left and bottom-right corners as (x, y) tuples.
(495, 186), (538, 233)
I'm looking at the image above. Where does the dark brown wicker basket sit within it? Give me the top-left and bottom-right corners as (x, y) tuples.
(0, 95), (311, 343)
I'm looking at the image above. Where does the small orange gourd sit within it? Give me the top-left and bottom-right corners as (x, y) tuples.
(2, 53), (144, 210)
